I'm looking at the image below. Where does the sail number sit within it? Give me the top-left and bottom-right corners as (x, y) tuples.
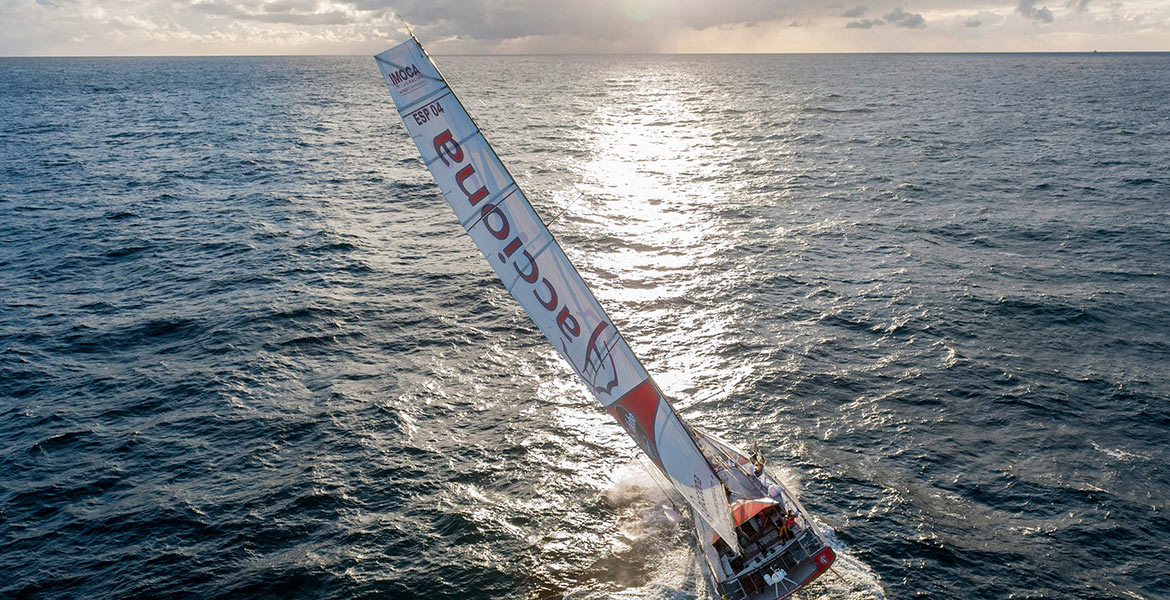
(410, 101), (445, 125)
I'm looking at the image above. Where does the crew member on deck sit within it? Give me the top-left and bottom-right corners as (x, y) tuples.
(779, 510), (797, 541)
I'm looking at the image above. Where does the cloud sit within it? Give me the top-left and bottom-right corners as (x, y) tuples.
(884, 7), (926, 28)
(960, 10), (1006, 29)
(845, 6), (925, 29)
(4, 0), (1170, 56)
(673, 0), (789, 30)
(189, 0), (372, 25)
(1018, 0), (1055, 23)
(339, 0), (797, 43)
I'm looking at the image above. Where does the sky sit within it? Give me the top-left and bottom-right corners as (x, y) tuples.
(1, 0), (1168, 56)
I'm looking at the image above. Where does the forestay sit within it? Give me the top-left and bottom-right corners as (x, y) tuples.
(375, 36), (739, 552)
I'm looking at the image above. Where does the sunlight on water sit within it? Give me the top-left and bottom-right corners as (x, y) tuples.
(531, 62), (893, 597)
(570, 67), (755, 405)
(576, 75), (730, 286)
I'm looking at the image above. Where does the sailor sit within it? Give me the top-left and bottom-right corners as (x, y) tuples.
(779, 510), (797, 541)
(748, 439), (767, 477)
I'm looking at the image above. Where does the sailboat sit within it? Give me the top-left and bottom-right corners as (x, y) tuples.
(375, 32), (836, 600)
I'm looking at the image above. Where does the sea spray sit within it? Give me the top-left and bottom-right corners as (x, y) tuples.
(558, 462), (707, 599)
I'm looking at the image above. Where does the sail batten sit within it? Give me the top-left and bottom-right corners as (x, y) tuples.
(399, 87), (452, 116)
(376, 36), (739, 552)
(459, 186), (520, 230)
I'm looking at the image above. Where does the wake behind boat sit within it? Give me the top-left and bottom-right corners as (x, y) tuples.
(374, 31), (835, 599)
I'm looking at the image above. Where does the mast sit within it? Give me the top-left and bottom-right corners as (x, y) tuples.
(374, 35), (741, 553)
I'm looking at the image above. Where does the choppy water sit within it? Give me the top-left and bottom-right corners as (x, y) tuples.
(2, 52), (1169, 600)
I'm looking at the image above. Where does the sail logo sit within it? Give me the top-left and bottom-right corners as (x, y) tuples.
(386, 63), (426, 96)
(387, 64), (421, 86)
(582, 321), (618, 395)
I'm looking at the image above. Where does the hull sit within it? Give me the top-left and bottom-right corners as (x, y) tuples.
(697, 527), (834, 600)
(690, 430), (835, 600)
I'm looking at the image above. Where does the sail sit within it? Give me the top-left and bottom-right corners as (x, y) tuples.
(375, 37), (739, 552)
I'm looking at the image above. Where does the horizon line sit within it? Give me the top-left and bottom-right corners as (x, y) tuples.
(4, 50), (1169, 59)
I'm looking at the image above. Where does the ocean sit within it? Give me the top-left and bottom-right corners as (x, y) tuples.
(1, 52), (1167, 599)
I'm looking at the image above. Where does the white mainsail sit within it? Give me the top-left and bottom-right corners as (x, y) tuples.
(376, 36), (740, 552)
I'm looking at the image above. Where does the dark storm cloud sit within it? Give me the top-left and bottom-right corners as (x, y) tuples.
(884, 6), (926, 28)
(1017, 0), (1055, 23)
(846, 18), (881, 28)
(1065, 0), (1090, 12)
(964, 17), (982, 27)
(840, 6), (867, 18)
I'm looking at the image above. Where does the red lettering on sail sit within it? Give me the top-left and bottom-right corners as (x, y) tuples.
(481, 203), (509, 240)
(557, 307), (580, 338)
(455, 165), (488, 206)
(433, 130), (463, 166)
(513, 250), (538, 284)
(534, 278), (557, 310)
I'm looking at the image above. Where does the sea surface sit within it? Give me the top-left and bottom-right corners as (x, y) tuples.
(2, 52), (1168, 600)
